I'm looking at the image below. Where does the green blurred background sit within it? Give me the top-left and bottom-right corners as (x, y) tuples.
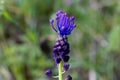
(0, 0), (120, 80)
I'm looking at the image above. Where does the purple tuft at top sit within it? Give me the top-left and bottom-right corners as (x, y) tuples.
(50, 10), (76, 36)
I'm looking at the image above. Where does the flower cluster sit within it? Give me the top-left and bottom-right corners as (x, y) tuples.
(45, 10), (76, 80)
(53, 36), (70, 64)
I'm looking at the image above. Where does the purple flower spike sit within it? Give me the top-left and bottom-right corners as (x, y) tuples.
(63, 63), (70, 71)
(65, 75), (72, 80)
(46, 10), (76, 78)
(45, 69), (52, 77)
(50, 10), (76, 36)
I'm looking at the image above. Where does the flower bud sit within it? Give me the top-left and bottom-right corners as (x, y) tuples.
(63, 63), (70, 71)
(65, 75), (72, 80)
(45, 69), (52, 77)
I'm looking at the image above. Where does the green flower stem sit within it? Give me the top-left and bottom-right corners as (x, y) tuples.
(58, 61), (63, 80)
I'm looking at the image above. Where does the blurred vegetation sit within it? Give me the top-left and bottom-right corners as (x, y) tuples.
(0, 0), (120, 80)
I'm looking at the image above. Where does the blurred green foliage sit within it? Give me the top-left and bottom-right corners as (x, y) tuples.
(0, 0), (120, 80)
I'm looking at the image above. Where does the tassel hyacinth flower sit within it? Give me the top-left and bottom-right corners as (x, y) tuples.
(45, 10), (76, 80)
